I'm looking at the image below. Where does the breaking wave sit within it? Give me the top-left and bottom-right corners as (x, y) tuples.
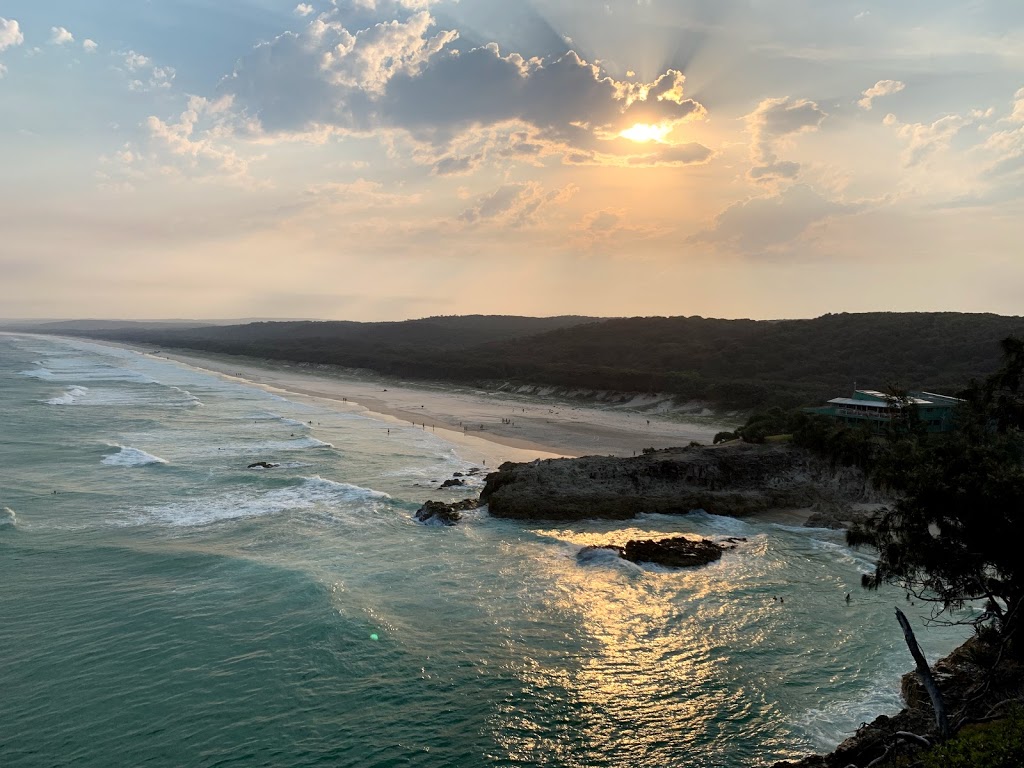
(119, 476), (389, 528)
(101, 445), (169, 467)
(45, 386), (89, 405)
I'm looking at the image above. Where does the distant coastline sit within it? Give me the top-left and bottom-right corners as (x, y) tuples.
(12, 311), (1024, 413)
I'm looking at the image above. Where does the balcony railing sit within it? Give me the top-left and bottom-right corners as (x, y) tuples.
(835, 407), (893, 421)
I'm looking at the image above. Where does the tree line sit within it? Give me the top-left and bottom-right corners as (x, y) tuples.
(30, 311), (1024, 411)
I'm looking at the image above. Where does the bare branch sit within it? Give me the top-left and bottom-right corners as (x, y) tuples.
(896, 607), (950, 739)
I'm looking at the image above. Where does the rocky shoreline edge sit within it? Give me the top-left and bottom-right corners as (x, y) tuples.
(413, 442), (1018, 766)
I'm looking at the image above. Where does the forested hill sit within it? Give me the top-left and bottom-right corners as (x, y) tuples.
(23, 312), (1024, 411)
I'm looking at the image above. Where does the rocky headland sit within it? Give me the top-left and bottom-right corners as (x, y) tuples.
(480, 442), (884, 524)
(770, 629), (1024, 767)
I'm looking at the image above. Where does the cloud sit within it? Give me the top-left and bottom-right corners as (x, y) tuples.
(458, 182), (576, 227)
(382, 47), (703, 147)
(319, 12), (458, 95)
(145, 96), (254, 183)
(50, 26), (74, 45)
(117, 50), (175, 91)
(692, 184), (864, 254)
(432, 154), (482, 175)
(979, 88), (1024, 182)
(295, 3), (315, 16)
(83, 39), (98, 53)
(0, 17), (24, 51)
(748, 160), (800, 180)
(571, 208), (665, 251)
(122, 50), (151, 71)
(130, 66), (176, 91)
(858, 79), (905, 110)
(1011, 87), (1024, 124)
(624, 142), (714, 167)
(746, 96), (827, 181)
(305, 178), (423, 210)
(221, 10), (706, 163)
(883, 110), (984, 167)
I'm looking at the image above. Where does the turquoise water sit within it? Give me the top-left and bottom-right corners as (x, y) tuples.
(0, 334), (972, 767)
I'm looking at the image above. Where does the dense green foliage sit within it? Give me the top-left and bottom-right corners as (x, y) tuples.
(848, 338), (1024, 642)
(28, 311), (1024, 411)
(889, 707), (1024, 767)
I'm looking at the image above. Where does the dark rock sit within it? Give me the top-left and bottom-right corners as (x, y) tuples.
(805, 503), (875, 530)
(247, 461), (279, 469)
(622, 537), (723, 568)
(772, 632), (1024, 768)
(413, 498), (483, 526)
(452, 472), (464, 478)
(480, 443), (885, 521)
(439, 478), (466, 489)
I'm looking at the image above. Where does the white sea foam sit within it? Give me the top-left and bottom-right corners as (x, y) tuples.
(168, 385), (204, 407)
(233, 436), (334, 454)
(301, 475), (390, 499)
(102, 445), (169, 467)
(382, 453), (481, 488)
(253, 412), (313, 428)
(575, 545), (638, 569)
(45, 386), (89, 405)
(24, 360), (154, 384)
(795, 669), (904, 751)
(122, 476), (389, 527)
(0, 507), (16, 528)
(287, 436), (334, 449)
(809, 538), (877, 575)
(40, 384), (202, 409)
(20, 367), (56, 380)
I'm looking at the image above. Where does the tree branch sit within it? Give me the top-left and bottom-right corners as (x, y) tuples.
(895, 607), (950, 739)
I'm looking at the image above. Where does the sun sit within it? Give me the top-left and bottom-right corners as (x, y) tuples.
(619, 122), (672, 143)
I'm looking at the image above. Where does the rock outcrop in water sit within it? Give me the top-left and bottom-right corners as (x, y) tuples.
(413, 498), (483, 526)
(480, 443), (881, 521)
(580, 535), (750, 568)
(624, 536), (724, 567)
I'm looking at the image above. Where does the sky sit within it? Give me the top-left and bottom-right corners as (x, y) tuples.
(1, 0), (1022, 321)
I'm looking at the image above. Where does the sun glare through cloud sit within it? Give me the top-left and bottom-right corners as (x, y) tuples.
(619, 122), (673, 143)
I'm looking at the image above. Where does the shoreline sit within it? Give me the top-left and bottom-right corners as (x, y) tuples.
(72, 337), (728, 461)
(18, 333), (819, 526)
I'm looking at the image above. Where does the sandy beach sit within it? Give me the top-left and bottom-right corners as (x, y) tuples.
(109, 343), (730, 465)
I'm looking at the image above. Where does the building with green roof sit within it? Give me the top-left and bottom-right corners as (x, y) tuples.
(807, 389), (960, 433)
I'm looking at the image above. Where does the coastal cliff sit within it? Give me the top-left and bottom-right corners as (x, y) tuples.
(480, 442), (883, 522)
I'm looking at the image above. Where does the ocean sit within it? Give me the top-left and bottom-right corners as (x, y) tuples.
(0, 333), (972, 767)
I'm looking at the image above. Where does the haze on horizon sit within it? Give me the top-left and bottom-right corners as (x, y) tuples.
(1, 1), (1022, 322)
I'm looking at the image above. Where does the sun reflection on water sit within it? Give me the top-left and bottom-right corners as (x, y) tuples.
(487, 524), (785, 766)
